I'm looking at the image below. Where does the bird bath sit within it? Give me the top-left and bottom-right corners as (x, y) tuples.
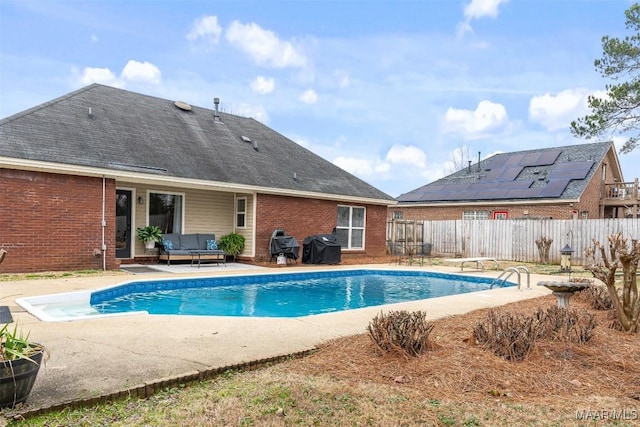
(537, 281), (590, 308)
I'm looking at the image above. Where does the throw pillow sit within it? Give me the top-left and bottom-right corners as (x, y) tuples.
(162, 239), (174, 250)
(206, 239), (218, 250)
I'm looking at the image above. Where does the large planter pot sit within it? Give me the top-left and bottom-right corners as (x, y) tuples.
(0, 345), (44, 408)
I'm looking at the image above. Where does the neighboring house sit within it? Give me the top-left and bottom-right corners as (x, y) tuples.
(0, 84), (394, 273)
(392, 141), (639, 221)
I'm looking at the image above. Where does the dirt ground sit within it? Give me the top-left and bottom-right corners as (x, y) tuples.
(285, 293), (640, 425)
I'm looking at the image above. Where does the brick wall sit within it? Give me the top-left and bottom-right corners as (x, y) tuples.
(0, 169), (117, 273)
(391, 203), (580, 221)
(255, 194), (388, 262)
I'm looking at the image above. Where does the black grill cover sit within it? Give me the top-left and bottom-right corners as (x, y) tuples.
(270, 235), (300, 261)
(302, 234), (341, 264)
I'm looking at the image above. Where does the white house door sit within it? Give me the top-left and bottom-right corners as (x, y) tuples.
(115, 190), (132, 258)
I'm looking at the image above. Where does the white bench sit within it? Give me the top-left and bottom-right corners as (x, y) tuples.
(444, 257), (499, 271)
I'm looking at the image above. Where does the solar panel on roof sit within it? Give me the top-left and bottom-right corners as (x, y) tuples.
(549, 161), (593, 180)
(476, 189), (508, 199)
(505, 188), (542, 199)
(539, 178), (570, 197)
(504, 154), (525, 167)
(497, 166), (523, 181)
(498, 180), (533, 190)
(519, 152), (541, 166)
(486, 155), (508, 169)
(483, 169), (503, 181)
(536, 150), (561, 166)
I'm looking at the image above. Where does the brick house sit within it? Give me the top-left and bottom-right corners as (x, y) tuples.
(392, 142), (639, 221)
(0, 84), (394, 273)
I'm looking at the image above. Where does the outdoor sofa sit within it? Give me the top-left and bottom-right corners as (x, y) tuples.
(159, 233), (226, 266)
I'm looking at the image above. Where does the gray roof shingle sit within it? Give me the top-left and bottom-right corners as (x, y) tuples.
(0, 84), (393, 202)
(397, 141), (613, 203)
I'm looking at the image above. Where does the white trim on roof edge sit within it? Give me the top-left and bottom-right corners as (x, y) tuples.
(0, 157), (394, 206)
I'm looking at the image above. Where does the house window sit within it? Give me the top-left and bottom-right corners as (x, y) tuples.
(493, 211), (508, 220)
(236, 197), (246, 228)
(462, 210), (489, 220)
(149, 192), (183, 234)
(336, 205), (365, 249)
(392, 211), (403, 220)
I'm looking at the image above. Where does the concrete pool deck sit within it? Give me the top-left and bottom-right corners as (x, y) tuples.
(1, 263), (560, 414)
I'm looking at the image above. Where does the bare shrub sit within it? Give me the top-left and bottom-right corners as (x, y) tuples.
(473, 311), (538, 362)
(535, 306), (597, 344)
(535, 236), (553, 264)
(584, 233), (640, 332)
(577, 284), (614, 311)
(367, 310), (434, 357)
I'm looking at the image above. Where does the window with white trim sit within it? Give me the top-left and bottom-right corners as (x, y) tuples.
(149, 192), (183, 233)
(336, 205), (365, 249)
(493, 211), (508, 220)
(236, 197), (246, 228)
(462, 210), (489, 220)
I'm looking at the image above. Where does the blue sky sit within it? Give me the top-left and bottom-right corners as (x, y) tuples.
(1, 0), (638, 197)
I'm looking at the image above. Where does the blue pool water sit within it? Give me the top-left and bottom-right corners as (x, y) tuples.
(90, 269), (511, 318)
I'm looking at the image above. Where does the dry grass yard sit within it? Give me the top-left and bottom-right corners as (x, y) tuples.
(7, 289), (639, 427)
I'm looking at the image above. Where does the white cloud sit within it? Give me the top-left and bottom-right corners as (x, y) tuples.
(333, 156), (376, 177)
(385, 145), (427, 169)
(250, 76), (275, 94)
(121, 60), (161, 85)
(90, 34), (99, 43)
(528, 88), (608, 132)
(74, 60), (162, 88)
(78, 67), (120, 87)
(299, 89), (318, 104)
(226, 20), (307, 68)
(233, 103), (269, 123)
(187, 15), (222, 45)
(464, 0), (509, 20)
(443, 100), (510, 139)
(457, 0), (509, 38)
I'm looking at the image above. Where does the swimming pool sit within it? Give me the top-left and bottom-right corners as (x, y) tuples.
(17, 269), (513, 322)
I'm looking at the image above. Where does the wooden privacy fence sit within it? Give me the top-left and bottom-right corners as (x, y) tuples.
(387, 218), (640, 265)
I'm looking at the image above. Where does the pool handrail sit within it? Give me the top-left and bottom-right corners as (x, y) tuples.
(490, 266), (530, 290)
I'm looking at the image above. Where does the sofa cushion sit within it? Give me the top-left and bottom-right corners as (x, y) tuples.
(180, 234), (199, 250)
(197, 234), (216, 250)
(161, 233), (181, 251)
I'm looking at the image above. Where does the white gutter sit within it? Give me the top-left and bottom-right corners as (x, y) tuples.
(0, 157), (394, 206)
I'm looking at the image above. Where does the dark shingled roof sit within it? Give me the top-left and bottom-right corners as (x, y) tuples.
(397, 141), (613, 204)
(0, 84), (393, 202)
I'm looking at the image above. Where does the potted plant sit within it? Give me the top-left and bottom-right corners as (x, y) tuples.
(217, 232), (246, 262)
(136, 225), (163, 250)
(0, 323), (45, 408)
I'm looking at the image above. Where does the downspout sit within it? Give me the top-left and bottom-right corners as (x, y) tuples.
(101, 177), (106, 271)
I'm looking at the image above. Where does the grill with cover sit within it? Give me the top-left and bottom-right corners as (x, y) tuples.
(269, 229), (300, 263)
(302, 233), (341, 264)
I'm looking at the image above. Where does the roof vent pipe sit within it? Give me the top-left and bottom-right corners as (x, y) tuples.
(477, 151), (481, 172)
(252, 140), (258, 151)
(213, 97), (220, 121)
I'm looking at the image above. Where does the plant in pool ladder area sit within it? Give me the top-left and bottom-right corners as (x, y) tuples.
(0, 323), (46, 408)
(218, 232), (246, 262)
(136, 225), (163, 250)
